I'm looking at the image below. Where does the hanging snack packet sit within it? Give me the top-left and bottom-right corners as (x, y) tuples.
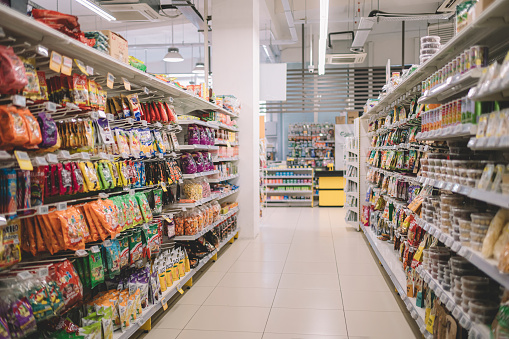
(153, 189), (163, 215)
(0, 219), (21, 270)
(118, 234), (129, 268)
(0, 105), (30, 148)
(78, 321), (101, 339)
(135, 192), (153, 223)
(97, 161), (114, 189)
(59, 162), (73, 195)
(79, 161), (100, 191)
(88, 79), (98, 109)
(55, 208), (84, 251)
(88, 246), (104, 289)
(21, 57), (40, 99)
(129, 129), (142, 157)
(126, 94), (142, 121)
(19, 108), (42, 148)
(72, 74), (89, 107)
(50, 259), (83, 310)
(114, 129), (130, 155)
(129, 195), (143, 226)
(102, 239), (120, 279)
(129, 229), (143, 265)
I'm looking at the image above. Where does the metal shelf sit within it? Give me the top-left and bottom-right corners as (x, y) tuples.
(113, 227), (239, 339)
(212, 157), (239, 163)
(416, 266), (490, 338)
(265, 168), (314, 171)
(264, 183), (313, 186)
(174, 207), (239, 241)
(361, 226), (431, 338)
(208, 174), (240, 183)
(0, 6), (236, 116)
(417, 216), (509, 290)
(182, 170), (219, 179)
(214, 140), (239, 146)
(263, 190), (313, 194)
(418, 68), (483, 104)
(416, 123), (477, 141)
(212, 122), (239, 132)
(362, 0), (509, 119)
(178, 119), (219, 129)
(262, 176), (313, 179)
(178, 145), (219, 151)
(418, 176), (509, 209)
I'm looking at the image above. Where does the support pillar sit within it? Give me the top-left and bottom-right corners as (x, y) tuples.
(212, 0), (260, 239)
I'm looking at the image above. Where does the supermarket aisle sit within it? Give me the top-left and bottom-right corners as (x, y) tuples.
(144, 207), (419, 339)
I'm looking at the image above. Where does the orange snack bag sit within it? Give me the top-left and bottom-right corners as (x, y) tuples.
(70, 206), (90, 243)
(89, 199), (119, 239)
(36, 215), (59, 254)
(82, 203), (100, 242)
(76, 205), (92, 242)
(46, 211), (66, 251)
(19, 108), (42, 148)
(24, 217), (37, 256)
(56, 208), (84, 251)
(20, 218), (30, 254)
(34, 216), (48, 253)
(86, 201), (109, 241)
(0, 105), (29, 148)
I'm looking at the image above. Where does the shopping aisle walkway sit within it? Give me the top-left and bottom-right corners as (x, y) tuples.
(142, 207), (420, 339)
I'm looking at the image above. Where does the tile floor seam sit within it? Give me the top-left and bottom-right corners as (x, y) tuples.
(329, 209), (350, 338)
(261, 208), (300, 336)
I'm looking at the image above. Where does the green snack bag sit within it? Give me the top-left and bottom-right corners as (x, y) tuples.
(46, 280), (65, 314)
(140, 224), (149, 258)
(73, 257), (87, 289)
(82, 256), (91, 290)
(79, 321), (101, 339)
(128, 195), (143, 226)
(118, 234), (130, 269)
(102, 239), (120, 279)
(135, 192), (153, 223)
(98, 308), (113, 339)
(94, 162), (105, 190)
(148, 223), (160, 255)
(129, 229), (143, 265)
(88, 246), (104, 288)
(152, 189), (163, 215)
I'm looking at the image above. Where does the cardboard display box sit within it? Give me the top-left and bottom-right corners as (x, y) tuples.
(335, 116), (346, 124)
(101, 30), (128, 64)
(347, 111), (359, 124)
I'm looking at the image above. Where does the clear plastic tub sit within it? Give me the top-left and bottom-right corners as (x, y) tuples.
(421, 36), (441, 44)
(467, 169), (483, 180)
(471, 213), (494, 226)
(450, 256), (474, 269)
(471, 222), (490, 234)
(469, 300), (500, 317)
(458, 218), (471, 231)
(471, 240), (483, 251)
(451, 207), (477, 220)
(461, 276), (489, 290)
(446, 167), (455, 175)
(460, 236), (470, 247)
(422, 42), (441, 50)
(458, 168), (469, 178)
(501, 183), (509, 195)
(466, 178), (477, 187)
(442, 282), (451, 291)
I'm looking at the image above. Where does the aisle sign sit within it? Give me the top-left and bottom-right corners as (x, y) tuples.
(49, 51), (62, 73)
(107, 73), (115, 89)
(61, 56), (73, 76)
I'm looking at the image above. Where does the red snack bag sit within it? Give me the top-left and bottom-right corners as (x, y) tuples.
(37, 71), (49, 100)
(50, 259), (83, 310)
(152, 102), (161, 121)
(157, 102), (168, 122)
(59, 162), (73, 195)
(0, 46), (28, 94)
(164, 102), (177, 122)
(72, 74), (89, 107)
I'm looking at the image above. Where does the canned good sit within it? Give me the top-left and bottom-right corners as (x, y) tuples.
(470, 45), (489, 69)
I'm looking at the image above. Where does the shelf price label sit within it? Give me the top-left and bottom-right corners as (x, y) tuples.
(86, 65), (94, 76)
(49, 51), (62, 73)
(57, 202), (67, 211)
(61, 56), (73, 76)
(74, 59), (88, 75)
(122, 77), (131, 91)
(161, 299), (168, 310)
(14, 151), (33, 171)
(107, 73), (115, 89)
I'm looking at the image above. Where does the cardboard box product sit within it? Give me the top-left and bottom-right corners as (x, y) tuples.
(347, 111), (359, 124)
(335, 116), (346, 124)
(101, 30), (128, 64)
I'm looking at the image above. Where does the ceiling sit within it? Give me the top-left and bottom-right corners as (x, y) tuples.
(32, 0), (450, 71)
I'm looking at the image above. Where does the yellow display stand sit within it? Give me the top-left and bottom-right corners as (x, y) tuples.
(315, 171), (345, 207)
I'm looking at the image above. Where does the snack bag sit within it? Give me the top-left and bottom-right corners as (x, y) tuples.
(88, 246), (104, 289)
(79, 161), (100, 191)
(55, 208), (84, 251)
(0, 46), (28, 94)
(135, 192), (153, 223)
(72, 74), (89, 107)
(37, 112), (58, 148)
(129, 230), (143, 265)
(0, 105), (30, 148)
(19, 108), (42, 148)
(0, 219), (21, 270)
(50, 259), (83, 309)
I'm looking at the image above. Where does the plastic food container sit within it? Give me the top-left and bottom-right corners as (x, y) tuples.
(458, 168), (469, 178)
(421, 36), (441, 44)
(471, 240), (483, 251)
(467, 169), (483, 179)
(471, 213), (494, 226)
(421, 158), (429, 166)
(451, 207), (477, 220)
(461, 276), (490, 290)
(458, 218), (471, 231)
(471, 233), (485, 243)
(446, 167), (455, 175)
(466, 178), (477, 187)
(450, 256), (474, 269)
(460, 236), (470, 247)
(501, 183), (509, 195)
(422, 42), (441, 49)
(420, 56), (432, 64)
(471, 222), (490, 234)
(440, 166), (448, 175)
(469, 300), (499, 317)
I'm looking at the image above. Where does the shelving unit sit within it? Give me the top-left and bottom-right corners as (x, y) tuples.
(358, 1), (509, 336)
(344, 133), (360, 226)
(286, 123), (335, 169)
(262, 168), (314, 207)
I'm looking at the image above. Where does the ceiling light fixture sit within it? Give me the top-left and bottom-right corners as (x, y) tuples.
(192, 62), (204, 73)
(75, 0), (116, 21)
(318, 0), (329, 75)
(164, 21), (184, 63)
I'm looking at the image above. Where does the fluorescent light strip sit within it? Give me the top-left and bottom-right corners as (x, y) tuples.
(75, 0), (116, 21)
(318, 0), (329, 75)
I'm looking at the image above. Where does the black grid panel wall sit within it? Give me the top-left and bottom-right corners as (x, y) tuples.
(260, 66), (387, 115)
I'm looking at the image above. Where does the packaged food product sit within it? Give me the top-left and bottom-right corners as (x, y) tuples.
(482, 208), (509, 258)
(0, 46), (28, 94)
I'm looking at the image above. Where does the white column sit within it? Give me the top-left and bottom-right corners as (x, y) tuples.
(212, 0), (260, 238)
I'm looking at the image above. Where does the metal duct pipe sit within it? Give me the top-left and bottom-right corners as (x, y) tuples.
(259, 0), (298, 45)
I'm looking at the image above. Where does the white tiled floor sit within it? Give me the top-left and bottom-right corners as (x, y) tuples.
(143, 207), (419, 339)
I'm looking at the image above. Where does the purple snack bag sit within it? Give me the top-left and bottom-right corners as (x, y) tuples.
(199, 126), (208, 145)
(192, 152), (205, 173)
(207, 127), (215, 145)
(37, 112), (57, 147)
(0, 316), (10, 339)
(201, 152), (214, 171)
(181, 153), (197, 174)
(187, 125), (200, 145)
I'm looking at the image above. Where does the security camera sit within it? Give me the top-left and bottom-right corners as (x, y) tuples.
(308, 65), (315, 73)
